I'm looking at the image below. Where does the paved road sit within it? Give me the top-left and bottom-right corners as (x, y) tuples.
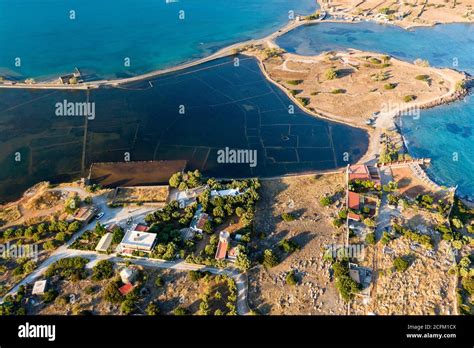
(1, 188), (251, 315)
(2, 188), (156, 299)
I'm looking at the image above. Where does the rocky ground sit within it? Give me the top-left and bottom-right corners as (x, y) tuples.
(250, 173), (349, 314)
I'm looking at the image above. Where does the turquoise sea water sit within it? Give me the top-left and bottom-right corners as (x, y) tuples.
(0, 0), (315, 80)
(278, 22), (474, 198)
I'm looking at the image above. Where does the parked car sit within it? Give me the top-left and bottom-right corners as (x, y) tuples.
(96, 212), (105, 220)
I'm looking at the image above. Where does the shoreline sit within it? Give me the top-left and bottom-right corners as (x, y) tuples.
(0, 15), (325, 90)
(316, 0), (474, 30)
(0, 17), (471, 90)
(0, 14), (473, 204)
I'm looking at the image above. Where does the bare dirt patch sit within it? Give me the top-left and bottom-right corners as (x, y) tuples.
(319, 0), (474, 28)
(250, 174), (349, 314)
(245, 48), (465, 128)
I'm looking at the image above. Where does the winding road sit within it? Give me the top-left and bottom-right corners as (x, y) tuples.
(1, 186), (250, 315)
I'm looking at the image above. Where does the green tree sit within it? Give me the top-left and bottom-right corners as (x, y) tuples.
(366, 233), (376, 245)
(393, 256), (410, 272)
(286, 270), (298, 286)
(146, 301), (160, 315)
(92, 260), (114, 280)
(263, 249), (279, 268)
(319, 196), (332, 207)
(325, 68), (338, 80)
(103, 281), (123, 304)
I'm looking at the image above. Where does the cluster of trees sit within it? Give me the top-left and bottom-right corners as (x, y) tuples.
(11, 257), (36, 277)
(234, 246), (251, 271)
(349, 179), (378, 192)
(92, 260), (114, 281)
(102, 275), (141, 315)
(382, 181), (398, 193)
(392, 223), (434, 249)
(169, 170), (203, 191)
(455, 255), (473, 314)
(151, 242), (178, 261)
(188, 272), (238, 315)
(200, 185), (259, 227)
(1, 220), (81, 246)
(332, 260), (360, 302)
(378, 139), (402, 164)
(45, 257), (89, 281)
(0, 285), (27, 315)
(436, 224), (465, 249)
(333, 209), (349, 229)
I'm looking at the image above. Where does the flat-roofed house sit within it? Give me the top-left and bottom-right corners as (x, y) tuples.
(347, 164), (380, 184)
(95, 232), (113, 253)
(72, 206), (96, 224)
(118, 226), (157, 255)
(32, 280), (47, 295)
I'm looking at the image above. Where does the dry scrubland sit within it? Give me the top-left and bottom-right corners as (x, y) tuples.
(319, 0), (474, 27)
(250, 174), (348, 314)
(353, 237), (456, 315)
(246, 47), (465, 128)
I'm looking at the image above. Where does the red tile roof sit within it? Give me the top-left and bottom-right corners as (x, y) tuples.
(196, 213), (210, 230)
(119, 283), (134, 296)
(134, 224), (149, 232)
(215, 240), (228, 260)
(348, 191), (361, 210)
(348, 212), (361, 221)
(348, 164), (371, 181)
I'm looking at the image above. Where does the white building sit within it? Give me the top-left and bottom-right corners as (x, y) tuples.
(32, 280), (47, 295)
(120, 267), (138, 284)
(95, 232), (113, 253)
(118, 229), (157, 255)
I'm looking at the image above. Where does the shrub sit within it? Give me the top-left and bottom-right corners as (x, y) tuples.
(393, 256), (410, 272)
(146, 302), (160, 315)
(42, 289), (58, 303)
(403, 95), (417, 102)
(285, 271), (298, 286)
(278, 239), (300, 253)
(319, 196), (333, 207)
(281, 213), (296, 222)
(287, 80), (303, 85)
(155, 276), (164, 287)
(263, 249), (279, 268)
(92, 260), (114, 280)
(325, 68), (338, 80)
(173, 307), (188, 315)
(384, 83), (397, 90)
(415, 74), (430, 81)
(103, 281), (123, 304)
(461, 277), (474, 295)
(366, 233), (376, 245)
